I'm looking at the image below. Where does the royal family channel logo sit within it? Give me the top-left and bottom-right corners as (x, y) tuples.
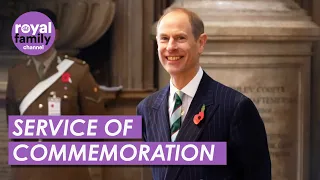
(11, 11), (56, 55)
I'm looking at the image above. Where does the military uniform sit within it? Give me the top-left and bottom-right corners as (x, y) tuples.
(5, 53), (106, 180)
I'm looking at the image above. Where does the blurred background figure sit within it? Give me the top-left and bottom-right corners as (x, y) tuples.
(6, 8), (106, 180)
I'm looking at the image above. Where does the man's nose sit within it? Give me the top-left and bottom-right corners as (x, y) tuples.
(166, 38), (177, 51)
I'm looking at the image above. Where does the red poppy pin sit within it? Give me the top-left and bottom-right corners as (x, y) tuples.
(193, 104), (205, 125)
(61, 72), (72, 83)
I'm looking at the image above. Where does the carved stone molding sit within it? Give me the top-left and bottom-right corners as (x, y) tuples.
(153, 0), (320, 39)
(1, 0), (116, 52)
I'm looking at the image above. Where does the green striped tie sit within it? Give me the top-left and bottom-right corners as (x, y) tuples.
(170, 91), (184, 142)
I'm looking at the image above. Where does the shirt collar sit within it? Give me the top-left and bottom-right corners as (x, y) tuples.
(170, 67), (204, 99)
(32, 49), (57, 68)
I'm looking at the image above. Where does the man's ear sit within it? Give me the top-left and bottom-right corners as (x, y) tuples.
(155, 35), (161, 46)
(198, 33), (207, 54)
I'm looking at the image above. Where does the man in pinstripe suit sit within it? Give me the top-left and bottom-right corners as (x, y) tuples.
(137, 8), (271, 180)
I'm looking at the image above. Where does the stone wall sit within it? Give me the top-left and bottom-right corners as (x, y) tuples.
(156, 0), (320, 179)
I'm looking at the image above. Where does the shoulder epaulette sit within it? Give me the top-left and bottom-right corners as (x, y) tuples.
(63, 55), (86, 65)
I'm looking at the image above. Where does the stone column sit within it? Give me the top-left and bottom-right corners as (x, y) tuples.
(0, 0), (116, 180)
(110, 0), (155, 90)
(156, 0), (320, 180)
(100, 1), (155, 179)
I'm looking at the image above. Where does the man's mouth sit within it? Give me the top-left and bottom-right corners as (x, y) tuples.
(166, 56), (183, 61)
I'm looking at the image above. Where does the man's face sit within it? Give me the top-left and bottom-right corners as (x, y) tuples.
(156, 11), (206, 76)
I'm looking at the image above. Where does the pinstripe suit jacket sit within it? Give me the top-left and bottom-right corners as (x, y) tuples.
(137, 72), (271, 180)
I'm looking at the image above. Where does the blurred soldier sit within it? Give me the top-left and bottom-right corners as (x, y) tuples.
(6, 8), (106, 180)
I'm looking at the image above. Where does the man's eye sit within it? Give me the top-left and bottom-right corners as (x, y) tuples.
(161, 37), (168, 40)
(178, 37), (185, 40)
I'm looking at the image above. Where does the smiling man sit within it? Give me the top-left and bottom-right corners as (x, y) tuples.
(137, 7), (271, 180)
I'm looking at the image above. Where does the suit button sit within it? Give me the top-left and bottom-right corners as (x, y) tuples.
(39, 104), (43, 109)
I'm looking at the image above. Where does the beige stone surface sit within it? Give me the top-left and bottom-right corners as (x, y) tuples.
(196, 33), (314, 180)
(202, 54), (309, 180)
(156, 0), (320, 179)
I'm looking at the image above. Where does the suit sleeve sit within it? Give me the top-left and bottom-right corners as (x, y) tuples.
(5, 69), (19, 125)
(230, 97), (271, 180)
(78, 64), (106, 115)
(136, 101), (147, 142)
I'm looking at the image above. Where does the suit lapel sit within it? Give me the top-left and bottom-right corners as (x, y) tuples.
(176, 72), (218, 142)
(151, 85), (171, 142)
(164, 72), (220, 180)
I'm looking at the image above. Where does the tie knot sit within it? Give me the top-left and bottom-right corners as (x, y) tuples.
(38, 62), (46, 79)
(174, 91), (184, 102)
(39, 62), (45, 70)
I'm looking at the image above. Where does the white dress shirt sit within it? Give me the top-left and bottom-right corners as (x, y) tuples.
(168, 67), (204, 125)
